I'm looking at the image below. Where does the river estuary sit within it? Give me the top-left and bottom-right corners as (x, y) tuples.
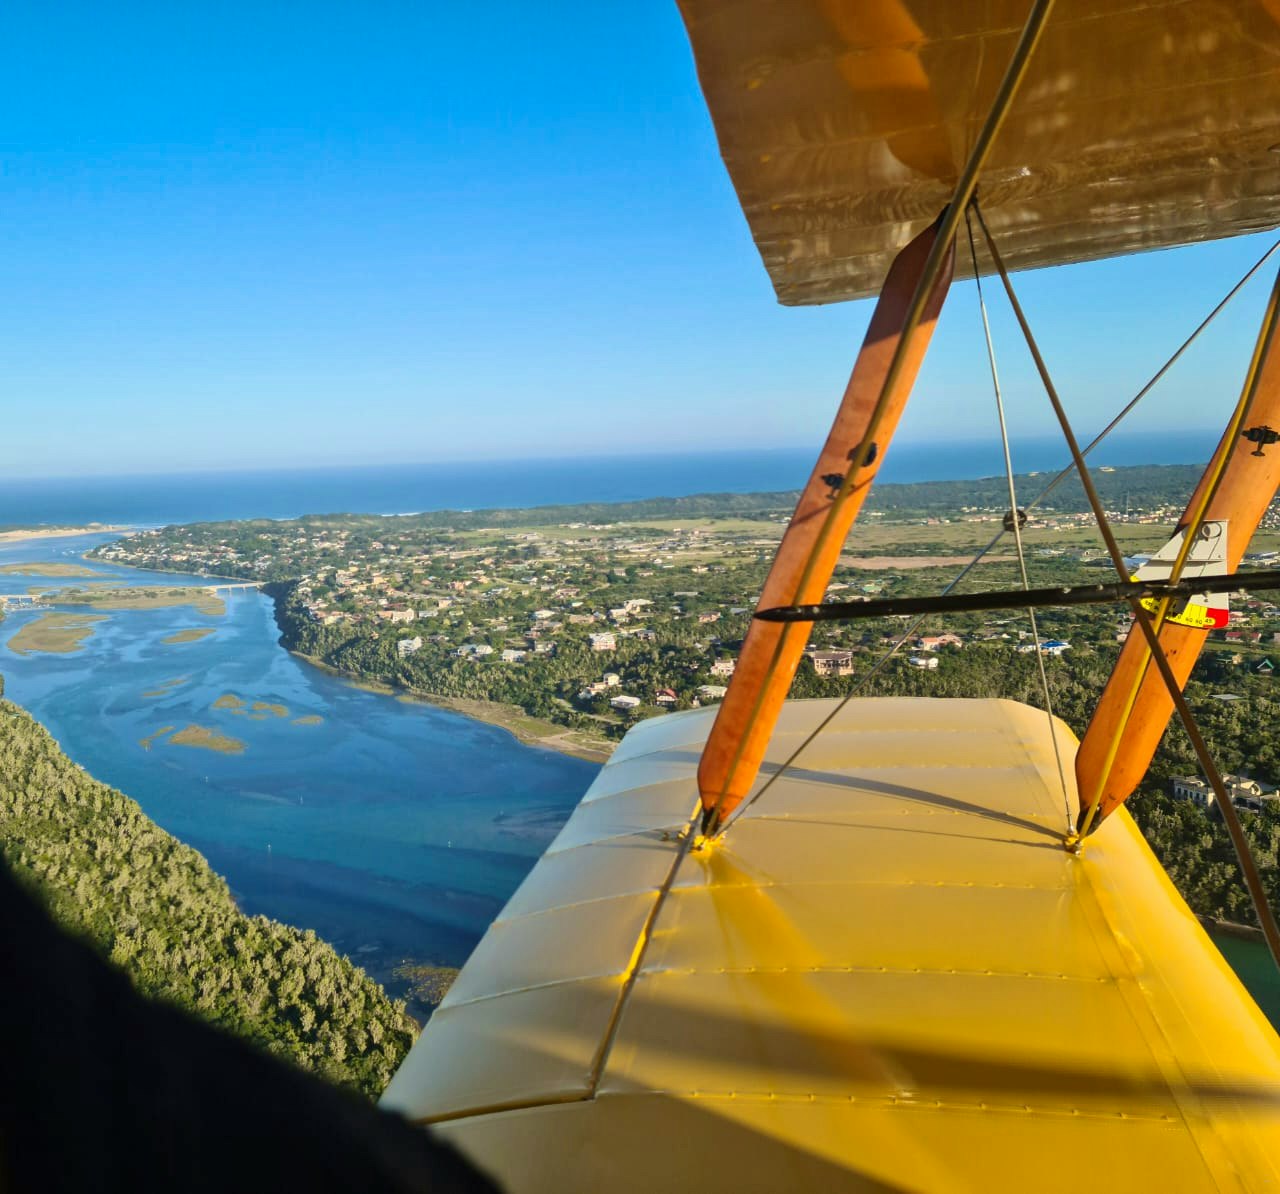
(0, 532), (598, 1009)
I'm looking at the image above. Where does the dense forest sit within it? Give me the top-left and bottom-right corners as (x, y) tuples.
(0, 696), (417, 1099)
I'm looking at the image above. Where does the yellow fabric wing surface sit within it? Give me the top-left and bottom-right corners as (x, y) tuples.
(384, 698), (1280, 1192)
(677, 0), (1280, 304)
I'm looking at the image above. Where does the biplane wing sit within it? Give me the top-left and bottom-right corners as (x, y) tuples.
(678, 0), (1280, 304)
(384, 700), (1280, 1190)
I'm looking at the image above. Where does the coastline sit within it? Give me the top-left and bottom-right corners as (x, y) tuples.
(289, 650), (614, 765)
(0, 524), (131, 544)
(1199, 914), (1266, 944)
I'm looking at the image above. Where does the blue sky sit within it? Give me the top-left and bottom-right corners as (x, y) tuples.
(2, 2), (1276, 478)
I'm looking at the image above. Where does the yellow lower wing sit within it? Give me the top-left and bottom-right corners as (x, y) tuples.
(384, 698), (1280, 1192)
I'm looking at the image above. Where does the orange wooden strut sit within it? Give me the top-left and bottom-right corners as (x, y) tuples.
(697, 217), (954, 827)
(1076, 345), (1280, 828)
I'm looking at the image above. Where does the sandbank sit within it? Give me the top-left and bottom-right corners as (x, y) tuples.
(168, 724), (246, 754)
(55, 586), (226, 616)
(0, 525), (129, 544)
(0, 561), (100, 577)
(139, 726), (176, 751)
(162, 627), (217, 645)
(6, 613), (107, 655)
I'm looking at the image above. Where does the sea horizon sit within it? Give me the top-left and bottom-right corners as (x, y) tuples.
(0, 428), (1220, 530)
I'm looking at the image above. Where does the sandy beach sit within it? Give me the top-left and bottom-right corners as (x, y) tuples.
(0, 525), (130, 544)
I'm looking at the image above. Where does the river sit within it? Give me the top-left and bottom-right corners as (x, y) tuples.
(0, 532), (598, 1010)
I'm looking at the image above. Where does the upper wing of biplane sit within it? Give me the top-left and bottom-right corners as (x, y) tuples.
(678, 0), (1280, 304)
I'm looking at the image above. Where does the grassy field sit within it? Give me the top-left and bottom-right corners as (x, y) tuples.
(161, 627), (217, 644)
(6, 613), (107, 654)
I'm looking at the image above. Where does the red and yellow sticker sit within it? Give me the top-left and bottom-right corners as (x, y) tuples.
(1133, 584), (1228, 630)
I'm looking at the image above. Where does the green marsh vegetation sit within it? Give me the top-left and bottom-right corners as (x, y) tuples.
(6, 613), (107, 655)
(58, 586), (226, 616)
(167, 724), (247, 754)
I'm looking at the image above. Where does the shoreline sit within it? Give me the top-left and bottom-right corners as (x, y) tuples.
(79, 552), (255, 585)
(289, 651), (614, 765)
(1199, 915), (1266, 944)
(0, 524), (131, 544)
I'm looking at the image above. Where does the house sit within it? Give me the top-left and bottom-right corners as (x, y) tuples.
(397, 636), (423, 657)
(1171, 774), (1279, 812)
(609, 694), (642, 711)
(698, 612), (721, 624)
(807, 649), (855, 677)
(589, 632), (617, 652)
(500, 648), (526, 663)
(916, 633), (963, 652)
(697, 685), (728, 700)
(654, 688), (678, 707)
(710, 658), (736, 678)
(908, 655), (939, 669)
(378, 607), (416, 624)
(1040, 640), (1071, 656)
(455, 643), (494, 658)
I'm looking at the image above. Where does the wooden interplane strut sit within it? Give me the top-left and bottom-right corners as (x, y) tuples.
(1075, 264), (1280, 828)
(697, 0), (1057, 829)
(695, 219), (954, 826)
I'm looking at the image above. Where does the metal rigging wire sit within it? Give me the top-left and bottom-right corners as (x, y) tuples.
(964, 207), (1072, 831)
(719, 227), (1280, 840)
(972, 200), (1280, 970)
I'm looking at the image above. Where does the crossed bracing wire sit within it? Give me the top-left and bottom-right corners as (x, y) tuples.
(720, 212), (1280, 969)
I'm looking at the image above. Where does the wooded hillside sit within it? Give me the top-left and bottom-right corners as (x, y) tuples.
(0, 699), (417, 1099)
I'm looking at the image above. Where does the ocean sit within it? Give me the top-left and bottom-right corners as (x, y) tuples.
(0, 429), (1220, 528)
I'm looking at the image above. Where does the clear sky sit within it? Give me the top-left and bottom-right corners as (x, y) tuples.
(2, 2), (1276, 479)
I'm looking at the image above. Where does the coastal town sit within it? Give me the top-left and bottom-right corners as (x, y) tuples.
(90, 471), (1280, 784)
